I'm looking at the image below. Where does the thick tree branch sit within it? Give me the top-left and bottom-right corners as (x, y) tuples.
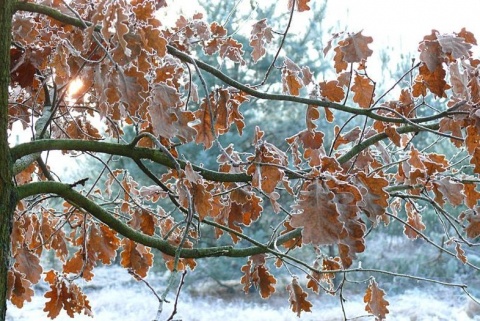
(337, 123), (440, 164)
(11, 139), (250, 183)
(16, 181), (302, 259)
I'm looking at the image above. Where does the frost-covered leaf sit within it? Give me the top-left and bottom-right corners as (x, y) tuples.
(351, 74), (374, 108)
(287, 277), (312, 317)
(364, 279), (389, 320)
(340, 31), (373, 63)
(250, 19), (274, 62)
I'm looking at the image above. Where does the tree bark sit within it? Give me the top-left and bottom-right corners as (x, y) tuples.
(0, 0), (14, 320)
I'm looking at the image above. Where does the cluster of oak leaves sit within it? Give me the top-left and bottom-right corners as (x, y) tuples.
(7, 0), (480, 319)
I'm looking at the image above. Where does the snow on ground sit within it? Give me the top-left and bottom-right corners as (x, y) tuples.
(6, 266), (480, 321)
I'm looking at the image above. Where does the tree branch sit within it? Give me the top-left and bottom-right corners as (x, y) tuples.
(11, 139), (250, 183)
(16, 181), (302, 259)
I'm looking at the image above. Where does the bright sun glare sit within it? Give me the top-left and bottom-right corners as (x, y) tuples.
(67, 78), (83, 98)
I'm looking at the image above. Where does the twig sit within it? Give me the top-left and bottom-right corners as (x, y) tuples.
(256, 0), (296, 86)
(166, 270), (188, 321)
(127, 268), (165, 321)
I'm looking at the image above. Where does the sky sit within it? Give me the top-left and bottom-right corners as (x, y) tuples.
(162, 0), (480, 81)
(323, 0), (480, 54)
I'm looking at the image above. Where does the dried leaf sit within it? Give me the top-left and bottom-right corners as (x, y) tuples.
(455, 243), (468, 264)
(464, 183), (480, 209)
(120, 239), (153, 278)
(240, 255), (276, 299)
(355, 172), (389, 225)
(8, 269), (34, 309)
(290, 179), (345, 245)
(288, 0), (311, 12)
(432, 177), (464, 207)
(14, 248), (42, 284)
(320, 80), (345, 102)
(437, 33), (471, 59)
(287, 277), (312, 317)
(340, 31), (373, 63)
(364, 279), (389, 320)
(351, 74), (374, 108)
(250, 19), (274, 63)
(43, 270), (92, 319)
(460, 210), (480, 239)
(404, 204), (426, 240)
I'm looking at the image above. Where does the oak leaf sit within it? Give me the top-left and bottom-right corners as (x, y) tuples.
(8, 269), (34, 309)
(247, 127), (288, 194)
(459, 210), (480, 239)
(240, 255), (276, 299)
(340, 31), (373, 63)
(458, 27), (477, 45)
(351, 74), (374, 108)
(333, 126), (361, 150)
(287, 277), (312, 317)
(307, 257), (341, 293)
(250, 19), (274, 62)
(432, 177), (464, 207)
(40, 211), (68, 261)
(464, 183), (480, 209)
(43, 270), (92, 319)
(14, 247), (42, 285)
(120, 239), (153, 278)
(333, 43), (348, 73)
(416, 63), (450, 98)
(455, 243), (468, 264)
(219, 37), (246, 65)
(419, 38), (443, 72)
(215, 191), (262, 243)
(193, 96), (215, 149)
(449, 62), (469, 97)
(305, 105), (319, 132)
(403, 204), (426, 240)
(355, 172), (389, 225)
(140, 25), (167, 56)
(364, 279), (389, 320)
(282, 69), (303, 96)
(288, 0), (311, 12)
(437, 33), (471, 60)
(89, 224), (121, 264)
(466, 125), (480, 155)
(471, 148), (480, 174)
(290, 179), (345, 245)
(320, 80), (345, 102)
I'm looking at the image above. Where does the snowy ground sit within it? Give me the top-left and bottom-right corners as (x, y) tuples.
(6, 266), (480, 321)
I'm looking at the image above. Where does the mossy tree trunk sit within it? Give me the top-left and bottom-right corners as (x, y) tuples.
(0, 1), (14, 320)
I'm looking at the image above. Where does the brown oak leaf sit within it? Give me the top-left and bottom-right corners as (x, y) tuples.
(403, 203), (426, 240)
(8, 269), (34, 309)
(464, 183), (480, 209)
(364, 279), (389, 320)
(287, 277), (312, 317)
(290, 179), (345, 245)
(455, 243), (468, 264)
(14, 247), (42, 285)
(288, 0), (311, 12)
(250, 19), (274, 62)
(240, 255), (276, 298)
(459, 210), (480, 239)
(351, 74), (374, 108)
(120, 239), (153, 278)
(320, 80), (345, 102)
(340, 31), (373, 63)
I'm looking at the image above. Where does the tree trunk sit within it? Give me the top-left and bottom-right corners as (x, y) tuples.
(0, 1), (14, 320)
